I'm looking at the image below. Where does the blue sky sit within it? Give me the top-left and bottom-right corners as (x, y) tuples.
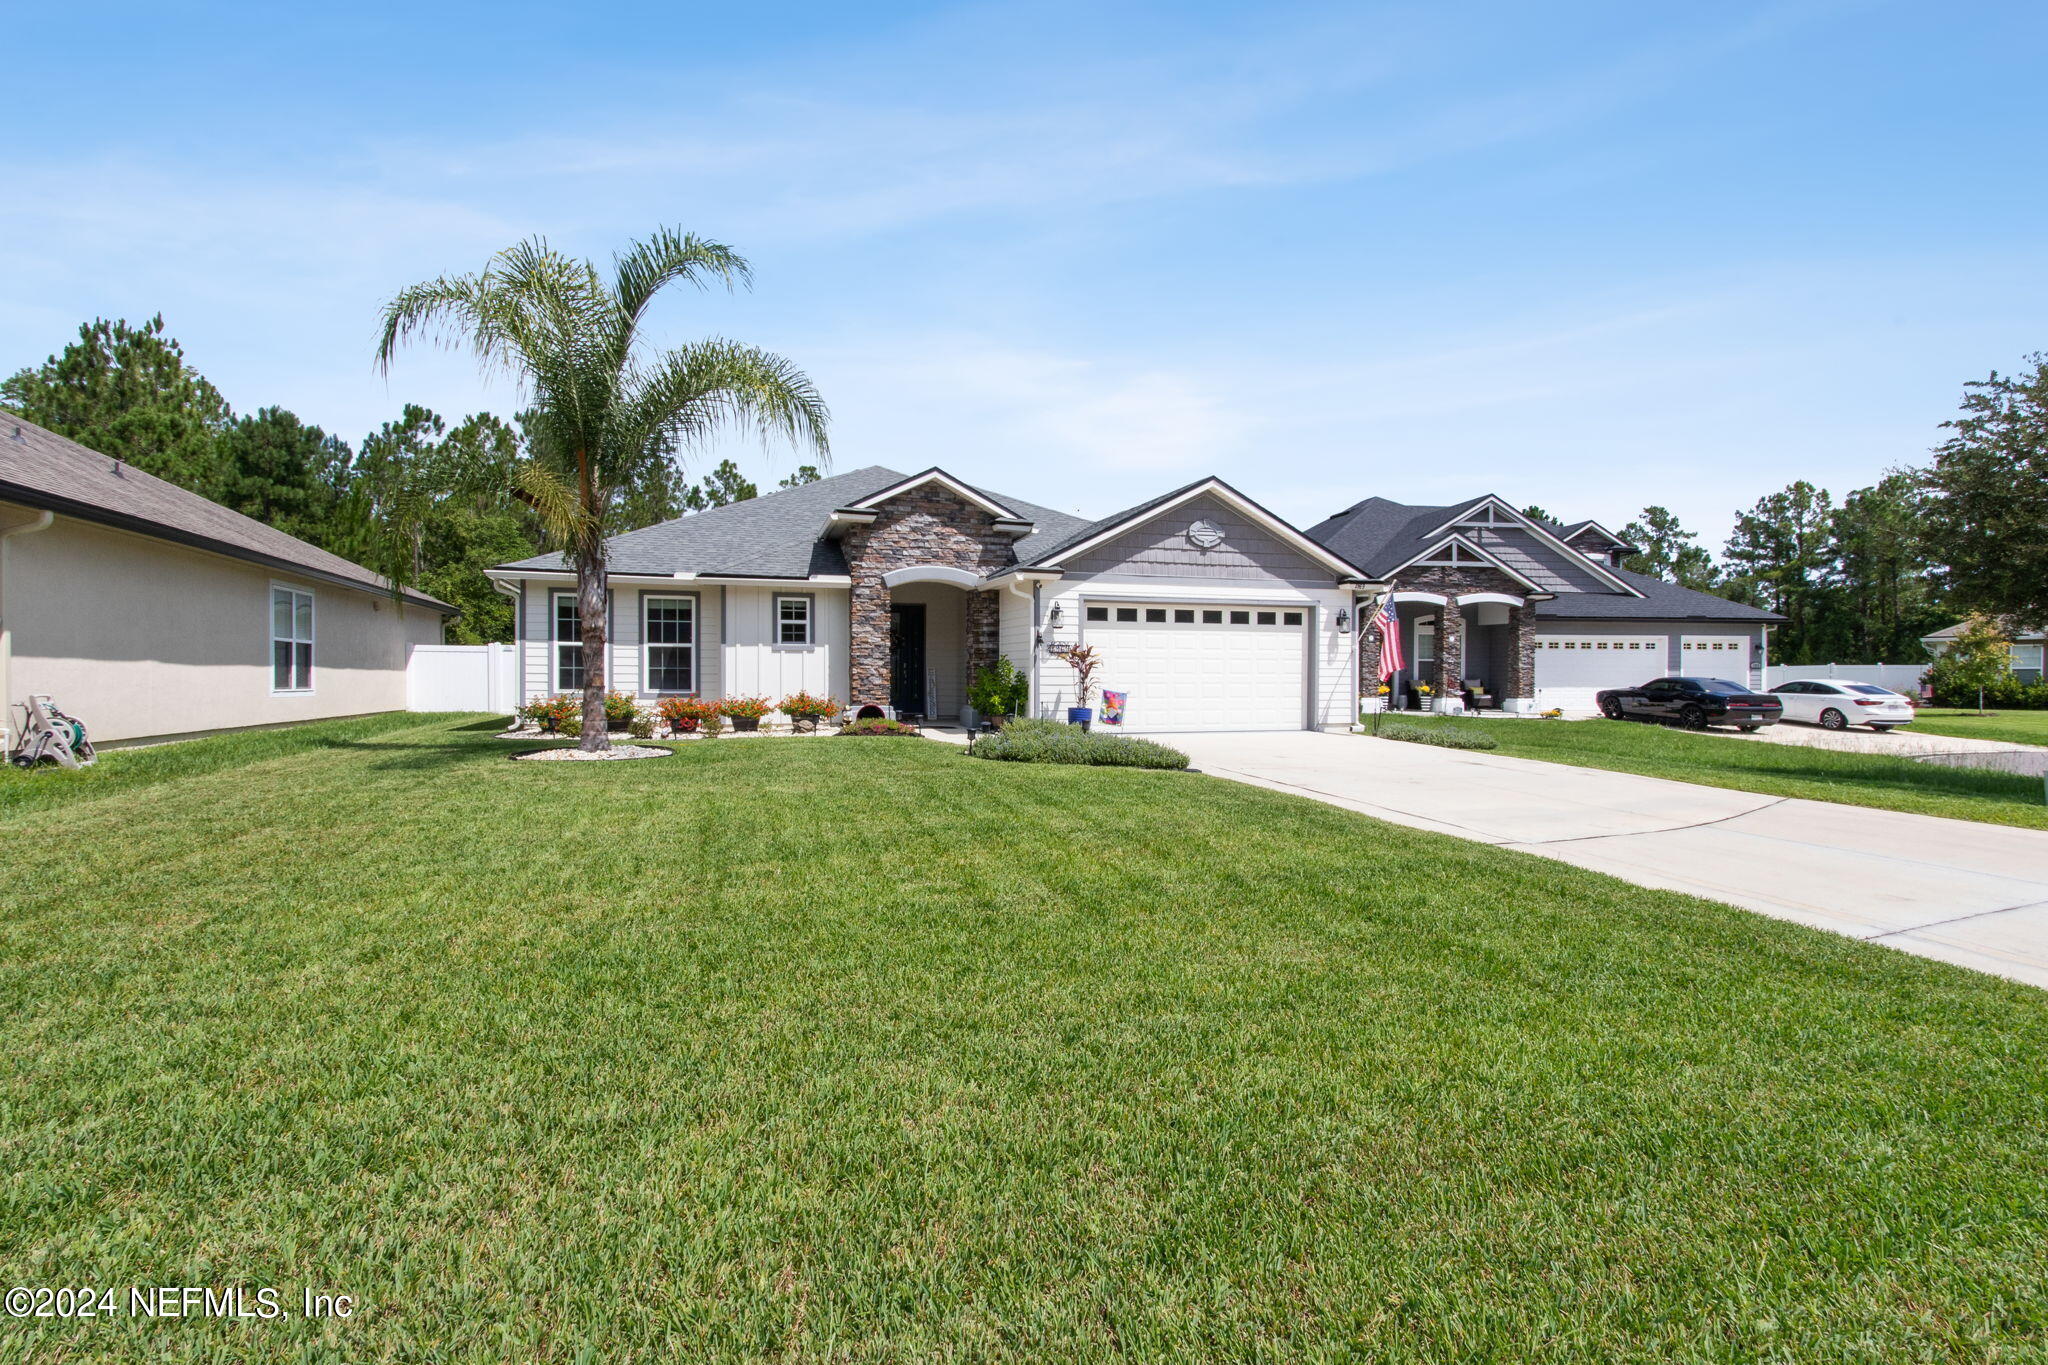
(7, 1), (2045, 546)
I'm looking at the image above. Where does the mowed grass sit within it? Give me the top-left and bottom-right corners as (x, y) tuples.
(1383, 715), (2048, 830)
(3, 717), (2047, 1362)
(1910, 708), (2048, 749)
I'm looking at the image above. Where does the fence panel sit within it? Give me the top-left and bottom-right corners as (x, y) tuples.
(1760, 662), (1927, 693)
(407, 643), (518, 713)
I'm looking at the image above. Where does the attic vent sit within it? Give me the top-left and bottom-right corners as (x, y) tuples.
(10, 425), (22, 443)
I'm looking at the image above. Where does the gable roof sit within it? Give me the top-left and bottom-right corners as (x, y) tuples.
(496, 465), (1090, 580)
(0, 414), (454, 612)
(1019, 476), (1372, 580)
(1307, 493), (1780, 622)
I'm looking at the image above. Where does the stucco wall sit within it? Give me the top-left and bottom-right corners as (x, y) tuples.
(2, 511), (443, 745)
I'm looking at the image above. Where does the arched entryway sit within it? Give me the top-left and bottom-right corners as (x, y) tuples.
(874, 565), (996, 721)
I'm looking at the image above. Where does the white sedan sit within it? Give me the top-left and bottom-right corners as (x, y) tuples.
(1768, 679), (1916, 731)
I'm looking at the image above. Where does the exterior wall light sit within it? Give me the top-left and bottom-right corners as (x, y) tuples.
(1335, 608), (1351, 633)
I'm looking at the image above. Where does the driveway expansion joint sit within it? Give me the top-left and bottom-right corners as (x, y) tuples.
(1865, 899), (2048, 942)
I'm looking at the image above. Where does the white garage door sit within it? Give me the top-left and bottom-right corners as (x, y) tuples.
(1681, 634), (1752, 685)
(1534, 635), (1667, 711)
(1085, 602), (1307, 732)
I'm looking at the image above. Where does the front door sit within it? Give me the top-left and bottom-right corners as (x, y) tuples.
(889, 603), (927, 715)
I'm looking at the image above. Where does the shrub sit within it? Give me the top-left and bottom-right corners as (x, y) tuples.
(603, 691), (638, 725)
(1378, 722), (1498, 750)
(838, 717), (921, 737)
(627, 715), (655, 740)
(719, 695), (774, 722)
(967, 658), (1030, 717)
(521, 694), (579, 735)
(967, 718), (1189, 769)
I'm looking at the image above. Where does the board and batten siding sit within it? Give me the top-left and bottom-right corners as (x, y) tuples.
(719, 584), (850, 701)
(1058, 493), (1337, 589)
(516, 580), (725, 700)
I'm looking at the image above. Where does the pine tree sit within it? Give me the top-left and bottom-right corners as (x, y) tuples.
(1619, 506), (1717, 589)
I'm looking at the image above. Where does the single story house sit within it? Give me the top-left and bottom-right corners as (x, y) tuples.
(490, 468), (1779, 731)
(1306, 495), (1784, 712)
(1920, 620), (2044, 683)
(1, 416), (454, 748)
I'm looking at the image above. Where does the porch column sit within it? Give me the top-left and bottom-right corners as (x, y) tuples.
(849, 575), (891, 709)
(1435, 607), (1465, 708)
(1505, 603), (1537, 710)
(965, 589), (999, 680)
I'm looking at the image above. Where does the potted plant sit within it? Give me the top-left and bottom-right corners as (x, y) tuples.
(1054, 644), (1102, 731)
(967, 658), (1030, 729)
(1415, 681), (1434, 713)
(778, 690), (840, 734)
(720, 695), (774, 733)
(603, 691), (638, 731)
(655, 696), (700, 736)
(522, 693), (579, 735)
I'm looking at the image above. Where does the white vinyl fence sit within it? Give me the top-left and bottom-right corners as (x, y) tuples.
(1760, 662), (1927, 694)
(406, 643), (519, 714)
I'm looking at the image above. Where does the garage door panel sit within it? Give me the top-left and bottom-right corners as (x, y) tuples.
(1534, 635), (1665, 711)
(1087, 607), (1306, 732)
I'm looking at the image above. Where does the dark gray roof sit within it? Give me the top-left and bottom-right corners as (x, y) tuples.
(1307, 494), (1780, 622)
(1015, 476), (1217, 566)
(498, 465), (1091, 579)
(0, 414), (453, 611)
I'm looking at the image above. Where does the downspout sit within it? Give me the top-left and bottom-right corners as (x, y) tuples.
(0, 509), (56, 752)
(1759, 623), (1773, 689)
(1008, 578), (1038, 718)
(490, 578), (522, 711)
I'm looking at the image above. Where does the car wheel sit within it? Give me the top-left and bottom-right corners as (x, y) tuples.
(1819, 708), (1847, 730)
(1739, 725), (1762, 733)
(1869, 724), (1895, 733)
(1680, 705), (1708, 730)
(1598, 696), (1623, 719)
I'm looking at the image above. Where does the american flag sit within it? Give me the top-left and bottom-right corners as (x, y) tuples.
(1371, 594), (1404, 681)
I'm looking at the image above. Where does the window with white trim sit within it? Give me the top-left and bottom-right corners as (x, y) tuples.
(774, 594), (813, 646)
(553, 592), (586, 692)
(270, 585), (313, 693)
(643, 595), (695, 693)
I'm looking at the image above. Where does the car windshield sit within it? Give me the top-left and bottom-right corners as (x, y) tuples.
(1846, 684), (1896, 696)
(1692, 679), (1751, 695)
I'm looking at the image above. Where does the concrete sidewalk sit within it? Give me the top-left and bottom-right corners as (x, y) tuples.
(1172, 731), (2048, 990)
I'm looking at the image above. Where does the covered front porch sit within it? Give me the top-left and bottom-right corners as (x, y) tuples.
(1370, 590), (1536, 713)
(852, 565), (999, 723)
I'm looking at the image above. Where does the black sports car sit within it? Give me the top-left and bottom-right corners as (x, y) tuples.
(1595, 676), (1783, 731)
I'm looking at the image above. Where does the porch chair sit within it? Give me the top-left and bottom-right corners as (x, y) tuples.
(1462, 679), (1495, 711)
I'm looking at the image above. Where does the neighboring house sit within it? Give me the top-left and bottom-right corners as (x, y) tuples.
(1305, 495), (1783, 712)
(1920, 621), (2044, 683)
(489, 466), (1378, 733)
(0, 416), (454, 747)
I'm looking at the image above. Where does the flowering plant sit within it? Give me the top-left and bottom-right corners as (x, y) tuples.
(1375, 684), (1391, 695)
(719, 695), (775, 721)
(1416, 682), (1434, 697)
(521, 694), (579, 735)
(778, 690), (841, 721)
(655, 697), (707, 733)
(603, 691), (638, 725)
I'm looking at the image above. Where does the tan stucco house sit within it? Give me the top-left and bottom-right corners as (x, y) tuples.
(1, 416), (454, 748)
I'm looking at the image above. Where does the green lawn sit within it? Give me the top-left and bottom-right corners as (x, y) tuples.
(4, 716), (2047, 1361)
(1380, 715), (2048, 830)
(1909, 707), (2048, 748)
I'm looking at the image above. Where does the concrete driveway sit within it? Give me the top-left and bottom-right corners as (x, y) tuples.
(1173, 731), (2048, 990)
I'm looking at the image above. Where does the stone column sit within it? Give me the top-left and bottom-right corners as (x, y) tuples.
(1505, 603), (1537, 708)
(850, 576), (891, 709)
(965, 590), (999, 680)
(1435, 606), (1465, 709)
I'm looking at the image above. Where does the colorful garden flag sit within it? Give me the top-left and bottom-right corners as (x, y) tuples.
(1101, 690), (1127, 726)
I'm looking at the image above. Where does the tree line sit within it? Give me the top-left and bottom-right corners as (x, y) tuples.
(1533, 356), (2046, 666)
(0, 316), (820, 642)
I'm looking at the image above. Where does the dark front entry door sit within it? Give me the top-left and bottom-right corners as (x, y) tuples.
(889, 603), (927, 715)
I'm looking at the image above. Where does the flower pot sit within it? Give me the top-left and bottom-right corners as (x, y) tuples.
(1068, 706), (1093, 732)
(730, 716), (760, 733)
(607, 718), (631, 731)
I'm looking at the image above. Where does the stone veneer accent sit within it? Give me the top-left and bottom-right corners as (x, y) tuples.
(840, 486), (1019, 710)
(1360, 566), (1537, 704)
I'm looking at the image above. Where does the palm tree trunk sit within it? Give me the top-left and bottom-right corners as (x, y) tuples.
(575, 534), (610, 752)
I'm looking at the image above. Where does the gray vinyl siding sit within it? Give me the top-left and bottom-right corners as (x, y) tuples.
(1060, 493), (1335, 588)
(1462, 526), (1613, 594)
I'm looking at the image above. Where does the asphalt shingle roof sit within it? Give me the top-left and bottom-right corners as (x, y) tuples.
(498, 466), (1092, 579)
(1306, 494), (1780, 622)
(0, 414), (452, 610)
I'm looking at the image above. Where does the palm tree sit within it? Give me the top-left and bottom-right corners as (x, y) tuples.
(376, 229), (829, 750)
